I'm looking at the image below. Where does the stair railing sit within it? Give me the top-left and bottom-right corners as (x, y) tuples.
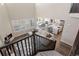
(0, 32), (56, 56)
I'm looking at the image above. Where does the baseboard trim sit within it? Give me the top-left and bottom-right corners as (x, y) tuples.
(56, 41), (72, 56)
(60, 41), (72, 49)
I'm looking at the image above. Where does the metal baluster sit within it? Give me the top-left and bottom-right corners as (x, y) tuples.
(27, 37), (31, 56)
(16, 42), (21, 56)
(6, 46), (11, 56)
(36, 36), (39, 51)
(24, 39), (28, 56)
(0, 49), (4, 56)
(35, 35), (37, 52)
(31, 36), (34, 55)
(33, 34), (36, 55)
(38, 36), (40, 51)
(21, 40), (25, 56)
(11, 44), (17, 56)
(30, 36), (33, 55)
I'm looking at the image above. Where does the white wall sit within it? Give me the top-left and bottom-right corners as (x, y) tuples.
(0, 3), (78, 47)
(6, 3), (35, 19)
(61, 17), (79, 46)
(36, 3), (79, 46)
(36, 3), (70, 19)
(0, 3), (36, 46)
(0, 4), (12, 46)
(5, 3), (36, 36)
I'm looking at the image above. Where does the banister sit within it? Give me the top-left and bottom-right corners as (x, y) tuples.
(0, 35), (32, 50)
(0, 33), (56, 56)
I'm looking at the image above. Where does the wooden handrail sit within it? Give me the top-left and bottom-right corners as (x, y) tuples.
(35, 34), (56, 42)
(0, 35), (32, 49)
(0, 33), (56, 56)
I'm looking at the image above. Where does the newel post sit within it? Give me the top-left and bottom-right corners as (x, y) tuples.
(32, 29), (38, 55)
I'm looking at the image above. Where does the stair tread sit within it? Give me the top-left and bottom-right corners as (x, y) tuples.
(35, 50), (63, 56)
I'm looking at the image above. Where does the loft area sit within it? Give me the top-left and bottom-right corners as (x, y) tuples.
(0, 3), (79, 56)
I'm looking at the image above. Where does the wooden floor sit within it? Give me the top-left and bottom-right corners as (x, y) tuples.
(55, 32), (72, 56)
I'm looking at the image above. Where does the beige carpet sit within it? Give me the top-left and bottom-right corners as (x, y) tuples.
(35, 50), (63, 56)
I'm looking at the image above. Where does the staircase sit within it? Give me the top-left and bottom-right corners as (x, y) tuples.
(35, 50), (62, 56)
(0, 32), (62, 56)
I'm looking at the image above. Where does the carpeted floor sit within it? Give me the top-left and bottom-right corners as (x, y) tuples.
(35, 50), (63, 56)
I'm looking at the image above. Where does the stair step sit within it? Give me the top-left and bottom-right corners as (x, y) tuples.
(35, 50), (63, 56)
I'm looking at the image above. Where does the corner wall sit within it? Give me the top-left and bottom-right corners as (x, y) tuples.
(5, 3), (36, 37)
(0, 4), (12, 46)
